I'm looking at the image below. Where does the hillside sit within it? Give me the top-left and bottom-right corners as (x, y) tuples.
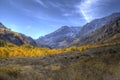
(71, 16), (120, 46)
(0, 23), (38, 46)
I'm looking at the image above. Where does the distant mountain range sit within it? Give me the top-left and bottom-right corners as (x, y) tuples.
(0, 12), (120, 48)
(36, 26), (81, 48)
(0, 23), (38, 47)
(36, 12), (120, 48)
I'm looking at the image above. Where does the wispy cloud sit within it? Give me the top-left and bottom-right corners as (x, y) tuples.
(76, 4), (90, 22)
(8, 0), (32, 14)
(48, 1), (59, 8)
(34, 0), (47, 7)
(48, 1), (63, 8)
(63, 9), (79, 17)
(75, 0), (100, 22)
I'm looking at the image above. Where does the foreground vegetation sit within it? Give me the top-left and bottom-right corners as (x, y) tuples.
(0, 45), (120, 80)
(0, 39), (120, 80)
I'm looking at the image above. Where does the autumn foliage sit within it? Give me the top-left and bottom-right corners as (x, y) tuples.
(0, 40), (120, 58)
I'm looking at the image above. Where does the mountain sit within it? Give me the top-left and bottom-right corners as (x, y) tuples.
(37, 26), (81, 48)
(0, 23), (38, 46)
(37, 13), (120, 48)
(71, 15), (120, 46)
(76, 13), (120, 38)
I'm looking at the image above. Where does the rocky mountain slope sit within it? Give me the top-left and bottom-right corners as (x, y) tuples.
(37, 26), (81, 48)
(76, 13), (120, 38)
(0, 23), (38, 46)
(71, 16), (120, 46)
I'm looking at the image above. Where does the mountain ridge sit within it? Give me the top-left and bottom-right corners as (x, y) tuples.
(37, 12), (120, 48)
(76, 12), (120, 38)
(71, 17), (120, 46)
(0, 23), (39, 47)
(37, 26), (81, 48)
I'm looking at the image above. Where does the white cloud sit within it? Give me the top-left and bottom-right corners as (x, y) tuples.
(75, 0), (100, 22)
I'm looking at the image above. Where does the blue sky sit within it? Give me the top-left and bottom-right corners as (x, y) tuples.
(0, 0), (120, 39)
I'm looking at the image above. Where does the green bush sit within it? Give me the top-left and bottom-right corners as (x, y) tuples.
(0, 40), (7, 47)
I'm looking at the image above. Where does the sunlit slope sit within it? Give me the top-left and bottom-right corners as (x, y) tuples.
(0, 23), (38, 46)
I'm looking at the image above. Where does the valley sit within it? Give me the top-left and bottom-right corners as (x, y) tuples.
(0, 13), (120, 80)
